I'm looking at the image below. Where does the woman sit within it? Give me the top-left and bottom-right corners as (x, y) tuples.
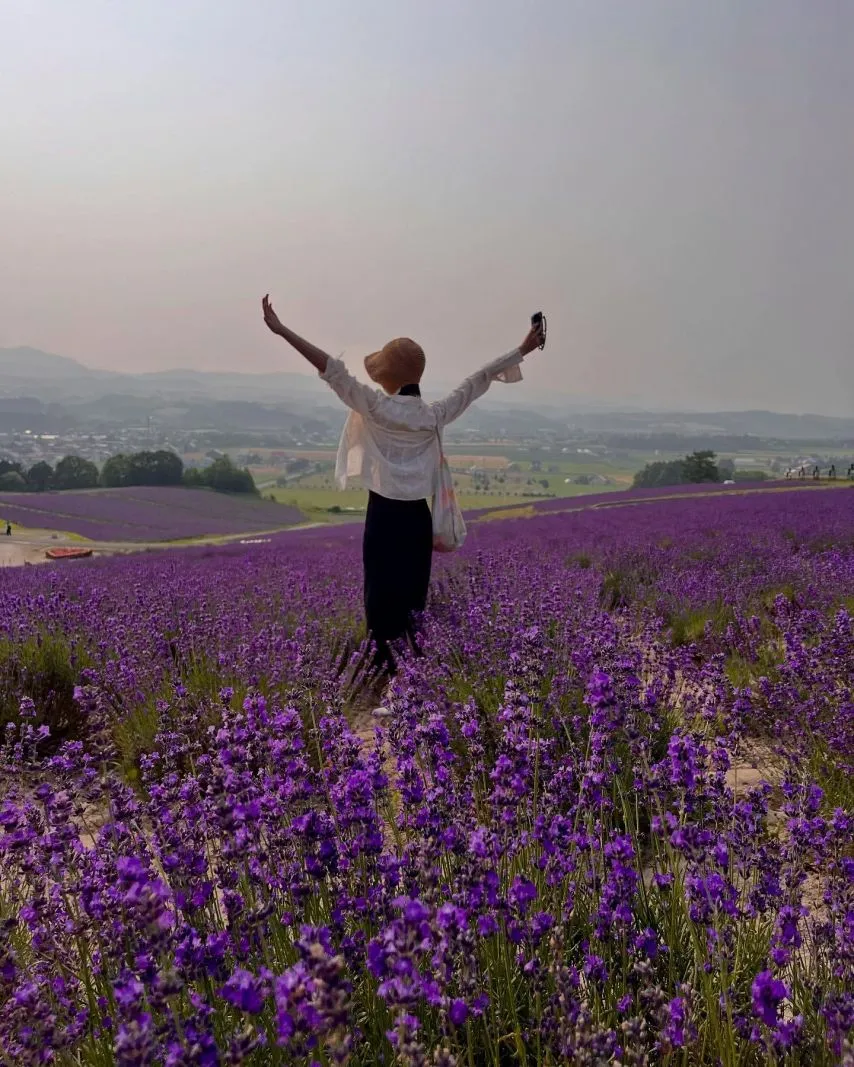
(261, 295), (544, 705)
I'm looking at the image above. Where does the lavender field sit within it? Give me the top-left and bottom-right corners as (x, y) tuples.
(467, 480), (838, 522)
(1, 487), (852, 1064)
(0, 486), (304, 541)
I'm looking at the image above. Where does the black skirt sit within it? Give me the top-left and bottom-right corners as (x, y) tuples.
(363, 490), (433, 674)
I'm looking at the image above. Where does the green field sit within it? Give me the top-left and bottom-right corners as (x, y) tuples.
(268, 464), (629, 520)
(268, 485), (531, 515)
(260, 444), (854, 522)
(258, 446), (650, 520)
(268, 486), (366, 518)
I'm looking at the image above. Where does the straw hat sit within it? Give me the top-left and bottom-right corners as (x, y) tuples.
(364, 337), (426, 392)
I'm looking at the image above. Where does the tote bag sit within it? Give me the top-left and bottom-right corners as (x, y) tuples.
(432, 430), (466, 553)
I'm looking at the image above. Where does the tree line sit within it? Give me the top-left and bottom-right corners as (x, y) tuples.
(632, 450), (769, 489)
(0, 451), (257, 495)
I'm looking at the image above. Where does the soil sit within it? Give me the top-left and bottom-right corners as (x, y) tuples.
(0, 541), (50, 568)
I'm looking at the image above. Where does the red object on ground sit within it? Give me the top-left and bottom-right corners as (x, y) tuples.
(45, 547), (94, 560)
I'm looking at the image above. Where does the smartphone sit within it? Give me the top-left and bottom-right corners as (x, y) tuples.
(531, 310), (546, 349)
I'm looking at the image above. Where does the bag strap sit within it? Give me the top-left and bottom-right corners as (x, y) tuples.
(433, 426), (443, 497)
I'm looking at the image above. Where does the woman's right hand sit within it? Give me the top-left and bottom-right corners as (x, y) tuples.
(519, 322), (545, 356)
(262, 294), (286, 337)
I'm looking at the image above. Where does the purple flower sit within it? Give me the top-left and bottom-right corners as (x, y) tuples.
(220, 969), (266, 1014)
(449, 999), (468, 1027)
(664, 996), (687, 1048)
(509, 877), (537, 914)
(751, 970), (788, 1028)
(401, 898), (431, 924)
(634, 928), (660, 959)
(477, 915), (498, 938)
(113, 975), (145, 1011)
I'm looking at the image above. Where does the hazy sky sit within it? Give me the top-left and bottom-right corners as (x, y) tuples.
(1, 1), (852, 414)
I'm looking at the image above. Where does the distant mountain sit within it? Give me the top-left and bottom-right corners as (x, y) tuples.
(1, 347), (851, 440)
(556, 408), (854, 441)
(692, 409), (854, 439)
(0, 347), (115, 399)
(0, 394), (78, 432)
(132, 368), (327, 402)
(0, 347), (327, 404)
(0, 346), (100, 378)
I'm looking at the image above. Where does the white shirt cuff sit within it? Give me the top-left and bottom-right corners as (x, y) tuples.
(496, 362), (523, 384)
(320, 356), (344, 381)
(488, 348), (524, 384)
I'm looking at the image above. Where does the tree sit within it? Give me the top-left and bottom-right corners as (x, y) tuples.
(632, 459), (686, 489)
(102, 450), (184, 487)
(127, 450), (184, 486)
(0, 471), (27, 491)
(682, 451), (721, 484)
(0, 459), (24, 480)
(633, 451), (724, 490)
(184, 455), (257, 495)
(101, 454), (132, 488)
(53, 455), (99, 490)
(27, 461), (54, 492)
(717, 458), (736, 480)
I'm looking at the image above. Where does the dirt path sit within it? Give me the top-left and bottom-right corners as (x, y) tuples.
(0, 541), (50, 568)
(0, 523), (328, 569)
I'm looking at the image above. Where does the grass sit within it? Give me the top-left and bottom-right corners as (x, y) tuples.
(0, 632), (90, 744)
(476, 505), (537, 523)
(3, 524), (92, 542)
(806, 739), (854, 812)
(724, 645), (784, 688)
(270, 484), (546, 516)
(666, 603), (739, 647)
(268, 486), (367, 511)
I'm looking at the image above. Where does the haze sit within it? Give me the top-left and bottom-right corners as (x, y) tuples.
(1, 1), (852, 415)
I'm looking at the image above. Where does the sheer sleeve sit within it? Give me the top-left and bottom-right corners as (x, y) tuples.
(431, 349), (524, 428)
(320, 357), (382, 417)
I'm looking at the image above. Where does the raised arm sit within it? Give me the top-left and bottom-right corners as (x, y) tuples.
(261, 295), (380, 417)
(432, 322), (544, 428)
(262, 295), (330, 374)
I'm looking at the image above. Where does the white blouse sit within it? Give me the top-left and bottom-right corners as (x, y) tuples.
(319, 349), (525, 501)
